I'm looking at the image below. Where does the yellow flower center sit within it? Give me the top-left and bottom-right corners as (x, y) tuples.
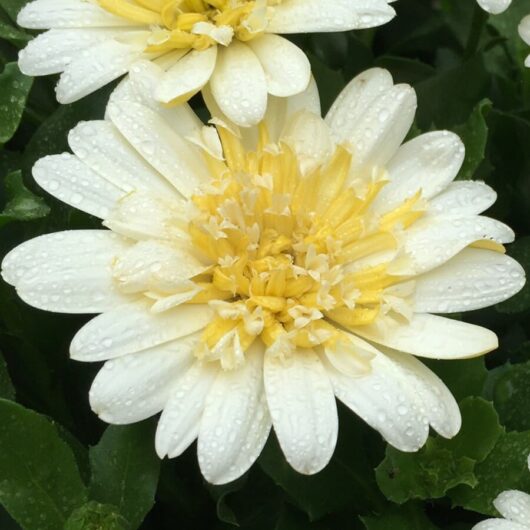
(98, 0), (277, 51)
(184, 122), (427, 368)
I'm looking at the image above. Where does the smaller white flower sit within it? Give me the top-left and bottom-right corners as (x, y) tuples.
(519, 15), (530, 67)
(473, 455), (530, 530)
(477, 0), (511, 14)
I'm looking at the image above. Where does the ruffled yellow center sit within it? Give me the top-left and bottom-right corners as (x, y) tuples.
(185, 123), (426, 368)
(98, 0), (277, 51)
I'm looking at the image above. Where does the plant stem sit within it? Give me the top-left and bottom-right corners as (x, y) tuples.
(464, 4), (488, 59)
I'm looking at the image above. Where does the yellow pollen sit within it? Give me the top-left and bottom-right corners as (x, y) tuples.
(98, 0), (278, 52)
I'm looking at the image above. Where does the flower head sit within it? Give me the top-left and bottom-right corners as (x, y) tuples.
(473, 455), (530, 530)
(2, 68), (525, 484)
(16, 0), (395, 125)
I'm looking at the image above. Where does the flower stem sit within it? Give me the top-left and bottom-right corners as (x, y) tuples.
(464, 4), (488, 59)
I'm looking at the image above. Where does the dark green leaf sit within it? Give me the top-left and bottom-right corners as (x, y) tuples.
(0, 170), (49, 227)
(0, 63), (32, 143)
(0, 399), (87, 529)
(450, 431), (530, 515)
(360, 502), (438, 530)
(89, 423), (161, 530)
(0, 350), (14, 399)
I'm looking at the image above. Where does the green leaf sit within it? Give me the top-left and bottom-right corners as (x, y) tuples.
(0, 170), (49, 227)
(0, 351), (14, 400)
(307, 53), (345, 115)
(451, 431), (530, 515)
(260, 409), (384, 520)
(0, 63), (33, 144)
(492, 361), (530, 432)
(0, 18), (30, 44)
(496, 236), (530, 314)
(89, 423), (161, 530)
(414, 54), (489, 130)
(453, 99), (491, 180)
(0, 399), (87, 529)
(375, 398), (501, 504)
(64, 502), (129, 530)
(360, 502), (438, 530)
(423, 358), (487, 403)
(0, 0), (28, 21)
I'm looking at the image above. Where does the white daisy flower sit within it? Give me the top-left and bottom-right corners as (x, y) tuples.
(2, 68), (525, 484)
(16, 0), (396, 126)
(473, 455), (530, 530)
(477, 0), (511, 14)
(519, 15), (530, 67)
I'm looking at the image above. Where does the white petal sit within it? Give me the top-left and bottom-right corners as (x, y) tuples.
(70, 301), (213, 361)
(325, 68), (394, 141)
(477, 0), (511, 15)
(56, 37), (146, 103)
(429, 180), (497, 216)
(113, 240), (207, 294)
(111, 59), (203, 136)
(494, 490), (530, 526)
(413, 248), (526, 313)
(390, 215), (515, 275)
(155, 361), (218, 458)
(18, 28), (125, 76)
(352, 313), (498, 360)
(248, 34), (310, 97)
(266, 0), (395, 33)
(1, 230), (130, 313)
(17, 0), (135, 29)
(68, 120), (174, 195)
(89, 333), (198, 424)
(210, 41), (267, 127)
(371, 131), (464, 215)
(198, 342), (271, 484)
(33, 154), (124, 218)
(321, 342), (430, 451)
(264, 349), (337, 474)
(107, 100), (209, 197)
(155, 47), (217, 104)
(519, 15), (530, 46)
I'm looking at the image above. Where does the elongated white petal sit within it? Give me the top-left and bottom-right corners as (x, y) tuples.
(371, 131), (464, 214)
(156, 361), (218, 458)
(352, 313), (498, 359)
(155, 47), (217, 104)
(90, 334), (198, 424)
(68, 120), (174, 195)
(390, 215), (515, 275)
(198, 342), (271, 484)
(264, 349), (337, 474)
(477, 0), (511, 14)
(428, 181), (497, 217)
(321, 343), (430, 451)
(17, 0), (134, 29)
(113, 240), (207, 294)
(210, 41), (267, 127)
(414, 248), (526, 313)
(494, 490), (530, 525)
(2, 230), (130, 313)
(248, 35), (310, 97)
(266, 0), (395, 33)
(18, 28), (126, 76)
(56, 38), (146, 104)
(107, 100), (209, 197)
(70, 301), (213, 361)
(519, 15), (530, 46)
(325, 68), (394, 142)
(33, 154), (124, 218)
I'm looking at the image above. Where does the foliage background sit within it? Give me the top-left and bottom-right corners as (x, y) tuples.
(1, 0), (530, 528)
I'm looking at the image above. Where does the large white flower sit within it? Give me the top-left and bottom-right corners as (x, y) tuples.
(16, 0), (395, 126)
(473, 456), (530, 530)
(519, 15), (530, 67)
(477, 0), (511, 14)
(2, 67), (525, 484)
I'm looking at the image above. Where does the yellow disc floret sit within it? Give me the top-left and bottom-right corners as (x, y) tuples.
(98, 0), (278, 51)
